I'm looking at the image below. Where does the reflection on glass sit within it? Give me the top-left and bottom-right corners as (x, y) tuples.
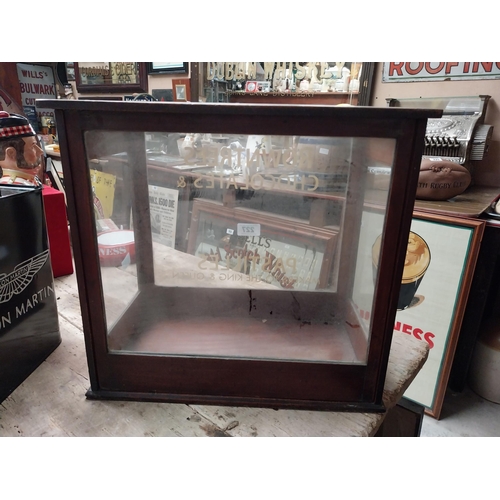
(202, 62), (364, 104)
(85, 130), (395, 364)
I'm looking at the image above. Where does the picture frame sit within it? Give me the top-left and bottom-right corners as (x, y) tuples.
(257, 81), (271, 92)
(396, 212), (485, 418)
(151, 89), (174, 102)
(174, 84), (186, 101)
(45, 156), (66, 205)
(172, 78), (190, 101)
(245, 81), (258, 92)
(65, 62), (75, 81)
(187, 199), (338, 291)
(74, 62), (148, 93)
(351, 209), (485, 419)
(147, 62), (188, 75)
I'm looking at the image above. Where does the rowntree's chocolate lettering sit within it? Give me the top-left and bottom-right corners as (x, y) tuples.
(190, 171), (319, 192)
(183, 143), (318, 170)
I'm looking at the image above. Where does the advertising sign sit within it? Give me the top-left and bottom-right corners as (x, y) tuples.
(383, 62), (500, 82)
(90, 169), (117, 219)
(187, 199), (337, 291)
(16, 63), (57, 132)
(352, 210), (484, 418)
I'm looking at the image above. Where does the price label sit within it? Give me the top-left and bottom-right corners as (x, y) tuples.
(237, 223), (260, 236)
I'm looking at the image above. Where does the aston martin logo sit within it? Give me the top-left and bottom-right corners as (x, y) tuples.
(0, 250), (49, 304)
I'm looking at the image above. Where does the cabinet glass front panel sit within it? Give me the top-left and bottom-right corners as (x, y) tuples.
(85, 130), (395, 364)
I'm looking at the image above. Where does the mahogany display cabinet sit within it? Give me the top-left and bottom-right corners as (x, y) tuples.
(37, 99), (440, 411)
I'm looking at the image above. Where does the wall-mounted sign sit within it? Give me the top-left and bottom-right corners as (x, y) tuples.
(16, 63), (57, 132)
(74, 63), (148, 93)
(383, 62), (500, 82)
(206, 62), (362, 86)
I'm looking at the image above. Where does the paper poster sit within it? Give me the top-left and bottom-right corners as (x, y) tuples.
(90, 169), (116, 219)
(148, 185), (178, 248)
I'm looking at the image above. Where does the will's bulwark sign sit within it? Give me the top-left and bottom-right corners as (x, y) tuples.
(383, 62), (500, 82)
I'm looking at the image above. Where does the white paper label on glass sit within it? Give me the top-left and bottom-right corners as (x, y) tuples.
(237, 223), (261, 236)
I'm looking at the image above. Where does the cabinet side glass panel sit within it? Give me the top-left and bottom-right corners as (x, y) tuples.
(84, 130), (395, 364)
(83, 131), (139, 332)
(350, 138), (394, 360)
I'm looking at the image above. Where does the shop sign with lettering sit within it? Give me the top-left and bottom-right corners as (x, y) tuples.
(16, 63), (57, 132)
(74, 63), (147, 93)
(383, 62), (500, 82)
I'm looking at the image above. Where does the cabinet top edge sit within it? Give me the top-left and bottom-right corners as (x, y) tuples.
(36, 99), (443, 119)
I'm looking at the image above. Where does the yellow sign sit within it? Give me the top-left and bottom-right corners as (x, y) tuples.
(90, 169), (116, 219)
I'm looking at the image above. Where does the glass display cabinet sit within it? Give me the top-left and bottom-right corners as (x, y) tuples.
(37, 99), (441, 411)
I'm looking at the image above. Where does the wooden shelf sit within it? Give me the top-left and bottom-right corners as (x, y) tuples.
(228, 91), (358, 106)
(414, 185), (500, 218)
(109, 287), (358, 362)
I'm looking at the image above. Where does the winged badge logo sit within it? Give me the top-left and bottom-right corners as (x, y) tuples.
(0, 250), (50, 304)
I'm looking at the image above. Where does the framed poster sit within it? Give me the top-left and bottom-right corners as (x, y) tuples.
(74, 63), (148, 93)
(397, 212), (484, 418)
(187, 199), (338, 291)
(352, 209), (484, 418)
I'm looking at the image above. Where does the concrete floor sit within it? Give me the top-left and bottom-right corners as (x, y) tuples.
(420, 385), (500, 437)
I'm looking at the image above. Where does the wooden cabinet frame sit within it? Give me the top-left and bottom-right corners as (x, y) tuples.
(37, 99), (440, 411)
